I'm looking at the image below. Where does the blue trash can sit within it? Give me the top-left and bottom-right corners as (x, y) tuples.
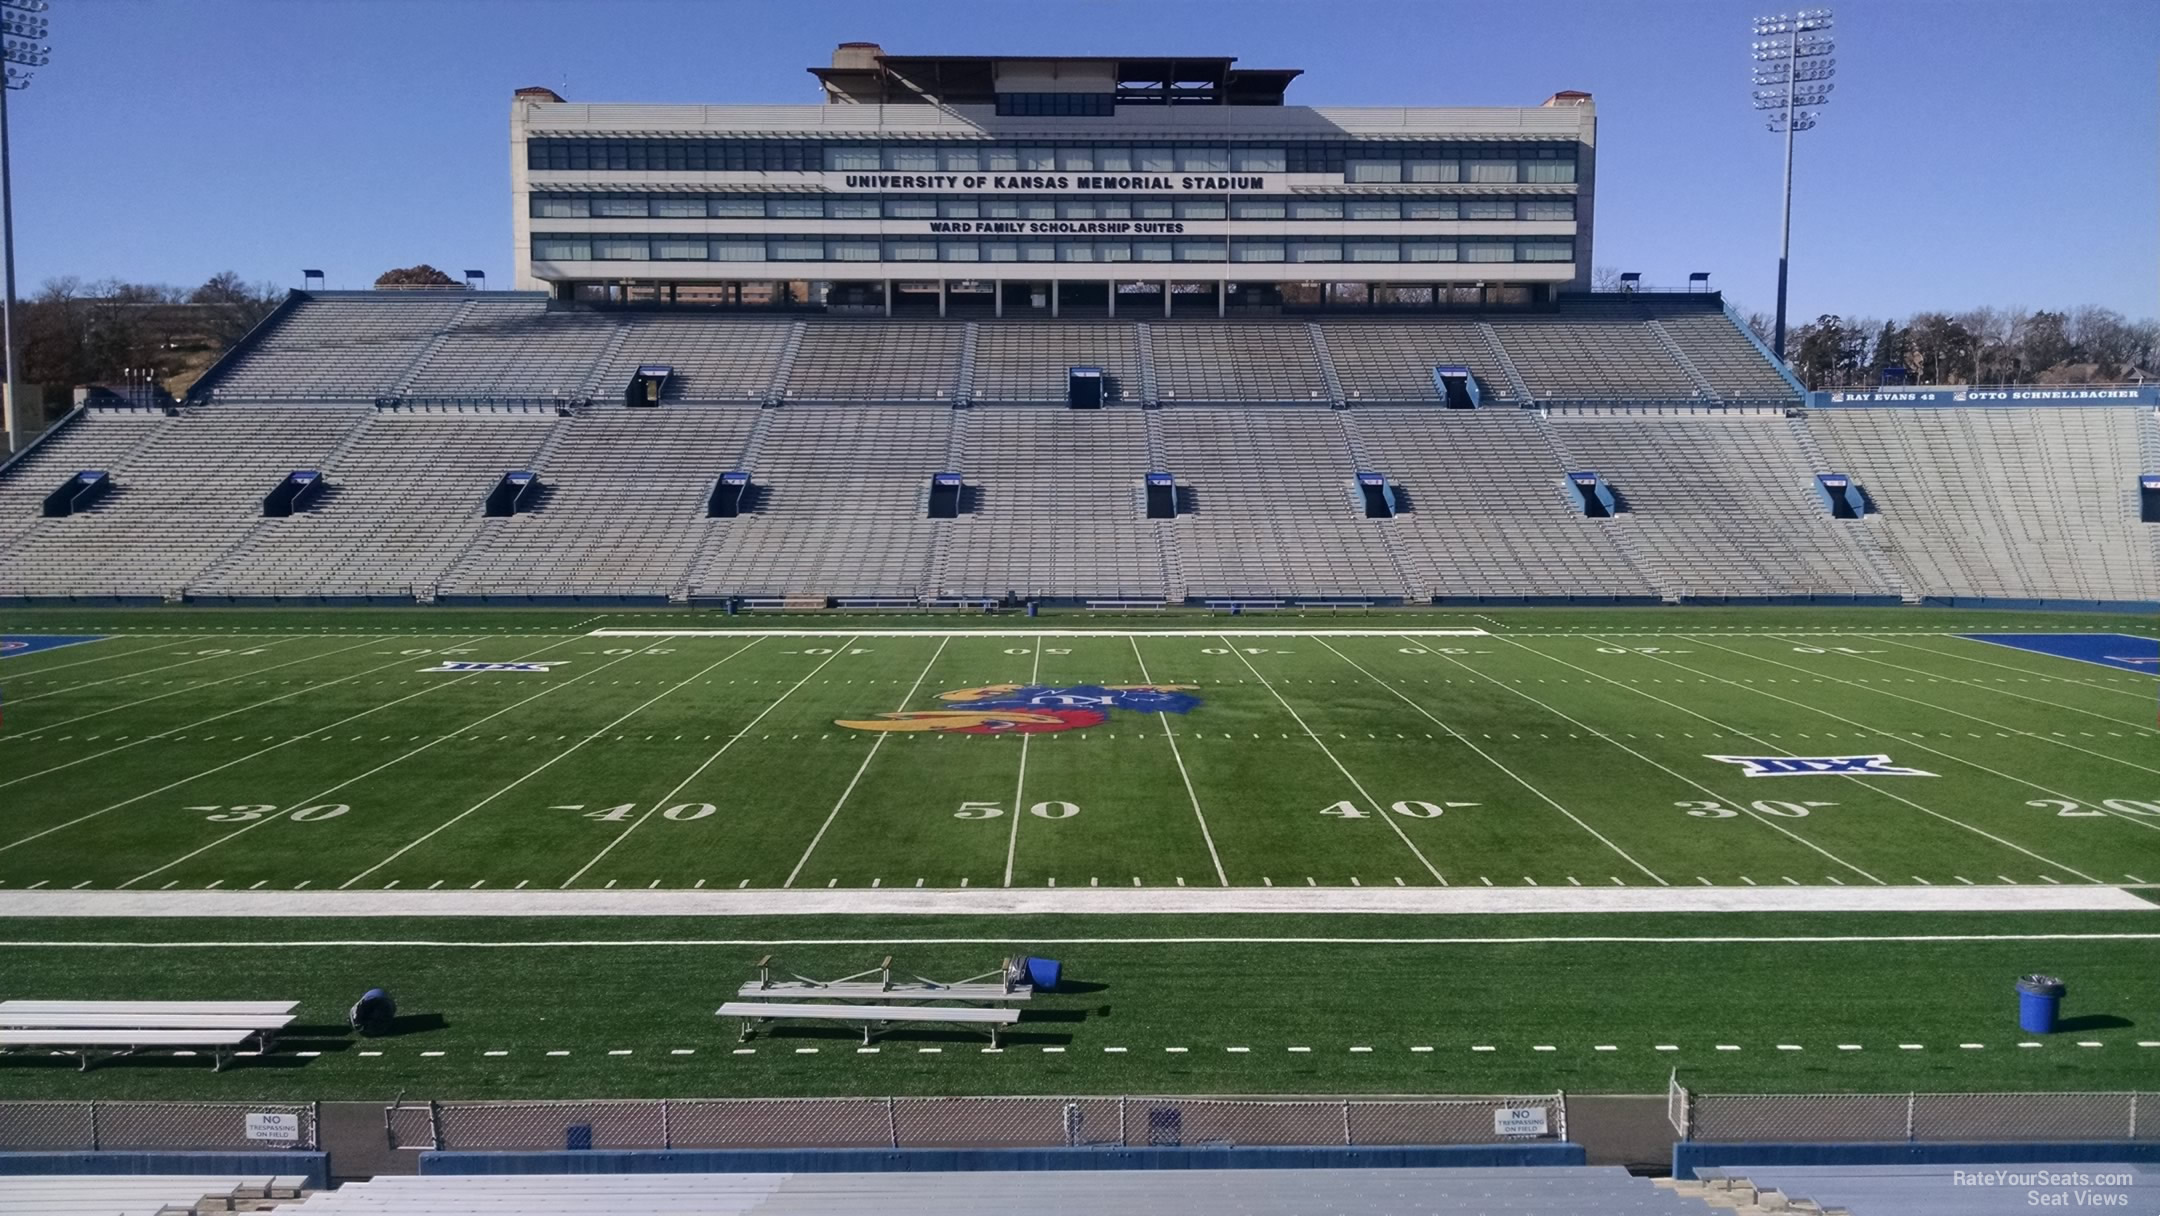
(2017, 974), (2065, 1033)
(1023, 956), (1061, 992)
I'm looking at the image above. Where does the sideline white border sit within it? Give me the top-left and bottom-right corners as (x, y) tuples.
(0, 885), (2142, 918)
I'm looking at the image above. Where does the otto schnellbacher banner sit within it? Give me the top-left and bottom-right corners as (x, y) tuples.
(1813, 385), (2160, 407)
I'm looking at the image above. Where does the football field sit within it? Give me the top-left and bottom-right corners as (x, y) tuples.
(4, 605), (2160, 1100)
(2, 607), (2157, 896)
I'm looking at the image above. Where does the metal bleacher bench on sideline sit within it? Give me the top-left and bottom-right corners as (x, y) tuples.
(0, 999), (298, 1070)
(719, 955), (1028, 1045)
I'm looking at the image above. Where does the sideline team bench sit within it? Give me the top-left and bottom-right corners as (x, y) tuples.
(719, 954), (1033, 1045)
(0, 999), (299, 1071)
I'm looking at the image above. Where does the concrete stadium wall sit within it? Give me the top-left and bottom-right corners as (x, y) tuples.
(0, 1150), (329, 1188)
(422, 1143), (1586, 1174)
(1676, 1141), (2160, 1177)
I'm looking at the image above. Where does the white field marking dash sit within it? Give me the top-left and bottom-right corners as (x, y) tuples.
(1130, 635), (1227, 885)
(567, 639), (848, 888)
(1668, 634), (2145, 860)
(1487, 633), (1886, 885)
(1001, 634), (1044, 888)
(1225, 637), (1443, 883)
(1324, 638), (1663, 885)
(345, 639), (766, 889)
(121, 633), (607, 889)
(0, 635), (472, 855)
(785, 636), (951, 887)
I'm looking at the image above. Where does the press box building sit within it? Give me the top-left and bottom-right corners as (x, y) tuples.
(511, 44), (1596, 315)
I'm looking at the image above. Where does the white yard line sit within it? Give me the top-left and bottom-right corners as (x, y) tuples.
(339, 639), (768, 889)
(1527, 634), (2104, 885)
(1766, 632), (2160, 753)
(0, 634), (418, 789)
(1000, 635), (1043, 888)
(6, 635), (303, 704)
(1437, 635), (1885, 885)
(1322, 638), (1663, 885)
(1954, 633), (2160, 681)
(117, 634), (643, 889)
(1870, 634), (2159, 705)
(0, 635), (494, 855)
(1129, 635), (1226, 887)
(1676, 634), (2160, 839)
(5, 633), (390, 744)
(563, 640), (859, 888)
(0, 883), (2142, 919)
(783, 637), (953, 888)
(1220, 635), (1445, 884)
(0, 634), (199, 676)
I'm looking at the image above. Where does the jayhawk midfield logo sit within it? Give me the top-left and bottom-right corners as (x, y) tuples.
(837, 684), (1201, 734)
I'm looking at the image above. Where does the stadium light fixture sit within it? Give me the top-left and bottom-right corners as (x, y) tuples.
(1751, 8), (1834, 360)
(0, 0), (48, 455)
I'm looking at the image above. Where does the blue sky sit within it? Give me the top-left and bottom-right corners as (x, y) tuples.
(14, 0), (2156, 321)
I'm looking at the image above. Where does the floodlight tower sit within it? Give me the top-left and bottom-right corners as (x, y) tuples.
(0, 0), (50, 453)
(1751, 9), (1834, 360)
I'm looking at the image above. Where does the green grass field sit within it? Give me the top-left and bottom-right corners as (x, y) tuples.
(2, 604), (2157, 1098)
(2, 606), (2157, 892)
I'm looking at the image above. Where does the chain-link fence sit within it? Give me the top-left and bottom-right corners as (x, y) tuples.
(0, 1101), (318, 1150)
(1673, 1086), (2160, 1143)
(391, 1094), (1567, 1152)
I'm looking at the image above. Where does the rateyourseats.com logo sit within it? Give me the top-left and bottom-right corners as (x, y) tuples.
(1707, 754), (1938, 778)
(1952, 1169), (2133, 1208)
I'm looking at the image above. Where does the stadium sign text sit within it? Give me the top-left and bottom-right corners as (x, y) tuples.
(925, 220), (1187, 235)
(1708, 754), (1937, 778)
(1815, 385), (2160, 407)
(832, 172), (1278, 194)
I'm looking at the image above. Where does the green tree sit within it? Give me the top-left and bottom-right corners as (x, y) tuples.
(374, 264), (459, 288)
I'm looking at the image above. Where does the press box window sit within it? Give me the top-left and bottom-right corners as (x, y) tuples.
(884, 198), (937, 219)
(711, 239), (767, 261)
(592, 237), (650, 261)
(827, 240), (879, 262)
(530, 195), (589, 219)
(592, 196), (649, 218)
(997, 92), (1114, 117)
(652, 237), (707, 261)
(531, 237), (591, 261)
(1347, 199), (1400, 221)
(825, 146), (879, 170)
(771, 198), (825, 219)
(827, 199), (881, 219)
(708, 197), (765, 219)
(768, 238), (824, 261)
(884, 147), (938, 171)
(652, 196), (706, 218)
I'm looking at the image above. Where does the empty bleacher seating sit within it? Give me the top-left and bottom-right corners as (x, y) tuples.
(436, 407), (760, 600)
(1812, 405), (2160, 602)
(0, 407), (367, 598)
(1324, 320), (1519, 406)
(784, 323), (964, 403)
(1149, 323), (1329, 405)
(1160, 408), (1403, 598)
(937, 408), (1165, 599)
(971, 323), (1144, 405)
(688, 406), (952, 598)
(0, 290), (2139, 607)
(190, 410), (559, 599)
(1344, 409), (1656, 599)
(1547, 412), (1903, 600)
